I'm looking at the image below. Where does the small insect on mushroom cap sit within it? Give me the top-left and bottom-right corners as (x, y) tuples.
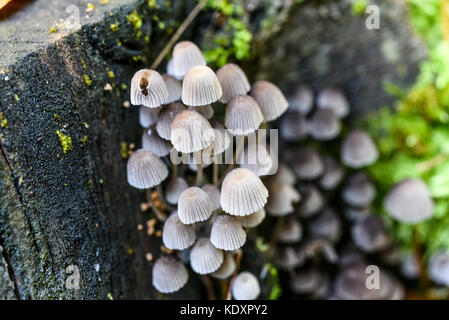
(216, 63), (251, 103)
(162, 74), (182, 104)
(231, 271), (261, 300)
(190, 237), (224, 274)
(210, 215), (246, 251)
(126, 149), (168, 189)
(162, 212), (196, 250)
(341, 130), (378, 169)
(250, 80), (288, 122)
(220, 168), (269, 216)
(317, 87), (350, 118)
(211, 253), (236, 280)
(225, 95), (264, 136)
(130, 69), (168, 108)
(177, 187), (214, 225)
(172, 41), (206, 79)
(182, 66), (222, 106)
(152, 256), (188, 294)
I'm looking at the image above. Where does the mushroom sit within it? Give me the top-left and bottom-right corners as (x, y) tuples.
(182, 66), (222, 106)
(126, 149), (168, 189)
(277, 216), (303, 244)
(271, 163), (296, 186)
(162, 211), (196, 250)
(428, 250), (449, 286)
(162, 74), (182, 104)
(250, 80), (288, 121)
(275, 246), (303, 270)
(225, 95), (264, 136)
(216, 63), (251, 103)
(177, 187), (214, 224)
(172, 41), (206, 78)
(190, 237), (224, 274)
(308, 207), (341, 243)
(290, 268), (327, 296)
(341, 130), (378, 168)
(142, 126), (171, 157)
(211, 252), (236, 280)
(165, 177), (189, 205)
(231, 271), (261, 300)
(166, 58), (183, 80)
(297, 185), (325, 219)
(130, 69), (168, 108)
(238, 141), (274, 176)
(139, 106), (160, 128)
(266, 182), (301, 216)
(201, 184), (221, 211)
(308, 109), (341, 141)
(316, 87), (349, 118)
(384, 178), (434, 224)
(156, 102), (185, 140)
(210, 215), (246, 251)
(319, 156), (344, 190)
(188, 104), (214, 119)
(292, 147), (324, 180)
(236, 208), (266, 228)
(342, 173), (376, 207)
(220, 168), (269, 216)
(152, 256), (188, 294)
(351, 214), (391, 253)
(280, 111), (308, 142)
(288, 84), (314, 115)
(400, 252), (420, 280)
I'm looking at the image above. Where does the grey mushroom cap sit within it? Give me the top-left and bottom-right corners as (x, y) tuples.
(316, 87), (349, 118)
(385, 178), (434, 224)
(275, 246), (303, 270)
(308, 207), (341, 243)
(142, 127), (172, 157)
(236, 208), (266, 228)
(139, 106), (160, 128)
(351, 214), (391, 253)
(297, 238), (338, 264)
(297, 185), (325, 219)
(225, 95), (264, 136)
(280, 111), (308, 142)
(250, 80), (289, 121)
(277, 216), (303, 244)
(221, 168), (269, 216)
(288, 84), (314, 115)
(162, 212), (196, 250)
(341, 130), (379, 168)
(428, 250), (449, 286)
(319, 156), (344, 190)
(238, 141), (274, 176)
(188, 104), (214, 119)
(178, 187), (214, 224)
(290, 268), (327, 296)
(202, 184), (221, 211)
(293, 147), (324, 180)
(171, 41), (206, 78)
(152, 256), (188, 294)
(166, 58), (183, 80)
(165, 177), (189, 205)
(190, 238), (224, 274)
(163, 74), (182, 104)
(342, 173), (376, 208)
(343, 206), (372, 222)
(217, 63), (251, 103)
(131, 69), (168, 108)
(211, 253), (236, 280)
(266, 181), (301, 216)
(210, 215), (246, 251)
(231, 271), (261, 300)
(182, 66), (223, 106)
(308, 109), (341, 141)
(271, 163), (297, 186)
(400, 253), (420, 280)
(156, 102), (185, 140)
(127, 149), (168, 189)
(204, 121), (231, 156)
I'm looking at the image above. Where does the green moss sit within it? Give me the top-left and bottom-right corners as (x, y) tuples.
(127, 10), (143, 30)
(0, 113), (8, 129)
(14, 94), (19, 101)
(148, 0), (158, 9)
(121, 142), (129, 159)
(107, 70), (115, 79)
(80, 135), (88, 143)
(351, 0), (368, 16)
(83, 74), (92, 86)
(56, 130), (72, 154)
(110, 23), (120, 32)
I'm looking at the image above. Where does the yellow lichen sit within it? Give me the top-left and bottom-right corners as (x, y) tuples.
(0, 113), (8, 129)
(86, 3), (96, 12)
(56, 130), (72, 154)
(80, 135), (88, 143)
(49, 27), (58, 34)
(121, 142), (129, 159)
(110, 23), (120, 32)
(107, 70), (115, 79)
(83, 74), (92, 86)
(101, 0), (109, 4)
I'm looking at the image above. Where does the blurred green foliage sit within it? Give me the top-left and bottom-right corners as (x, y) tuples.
(363, 0), (449, 260)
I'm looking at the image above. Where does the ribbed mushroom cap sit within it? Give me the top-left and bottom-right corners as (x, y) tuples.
(225, 95), (264, 136)
(204, 121), (231, 156)
(275, 246), (303, 270)
(190, 237), (224, 274)
(236, 208), (266, 228)
(210, 215), (246, 251)
(333, 263), (404, 300)
(127, 149), (168, 189)
(152, 256), (188, 294)
(142, 127), (171, 157)
(172, 41), (207, 78)
(351, 214), (391, 253)
(163, 74), (182, 104)
(266, 182), (301, 216)
(280, 111), (308, 142)
(297, 185), (325, 219)
(385, 178), (433, 224)
(308, 208), (341, 243)
(288, 84), (314, 115)
(319, 156), (344, 190)
(211, 253), (236, 280)
(216, 63), (251, 103)
(187, 152), (213, 171)
(342, 173), (376, 207)
(202, 184), (221, 210)
(238, 142), (273, 176)
(162, 212), (196, 250)
(156, 102), (185, 140)
(131, 69), (168, 108)
(293, 147), (324, 180)
(166, 58), (183, 80)
(165, 177), (189, 205)
(278, 216), (303, 244)
(428, 250), (449, 286)
(188, 104), (214, 119)
(316, 87), (349, 118)
(308, 109), (341, 141)
(171, 109), (215, 153)
(139, 106), (160, 128)
(250, 80), (288, 121)
(221, 168), (269, 216)
(290, 268), (326, 295)
(272, 164), (296, 186)
(178, 187), (214, 224)
(182, 66), (222, 106)
(341, 130), (378, 168)
(231, 271), (260, 300)
(343, 206), (372, 222)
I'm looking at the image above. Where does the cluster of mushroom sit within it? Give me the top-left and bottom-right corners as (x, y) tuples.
(263, 85), (411, 299)
(127, 41), (289, 299)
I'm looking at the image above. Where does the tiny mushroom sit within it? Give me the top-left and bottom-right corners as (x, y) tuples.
(231, 271), (261, 300)
(126, 149), (168, 189)
(131, 69), (168, 108)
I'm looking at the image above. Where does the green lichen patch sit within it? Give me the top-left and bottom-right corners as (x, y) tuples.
(110, 23), (120, 32)
(56, 130), (72, 154)
(83, 74), (92, 86)
(0, 113), (8, 129)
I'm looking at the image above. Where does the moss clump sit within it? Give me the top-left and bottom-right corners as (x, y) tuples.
(83, 75), (92, 86)
(351, 0), (368, 16)
(121, 142), (129, 159)
(0, 113), (8, 129)
(56, 130), (72, 154)
(49, 27), (58, 34)
(107, 70), (115, 79)
(110, 23), (120, 32)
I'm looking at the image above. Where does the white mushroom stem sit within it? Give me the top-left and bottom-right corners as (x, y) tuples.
(196, 164), (203, 186)
(213, 155), (219, 186)
(226, 251), (243, 300)
(219, 136), (246, 185)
